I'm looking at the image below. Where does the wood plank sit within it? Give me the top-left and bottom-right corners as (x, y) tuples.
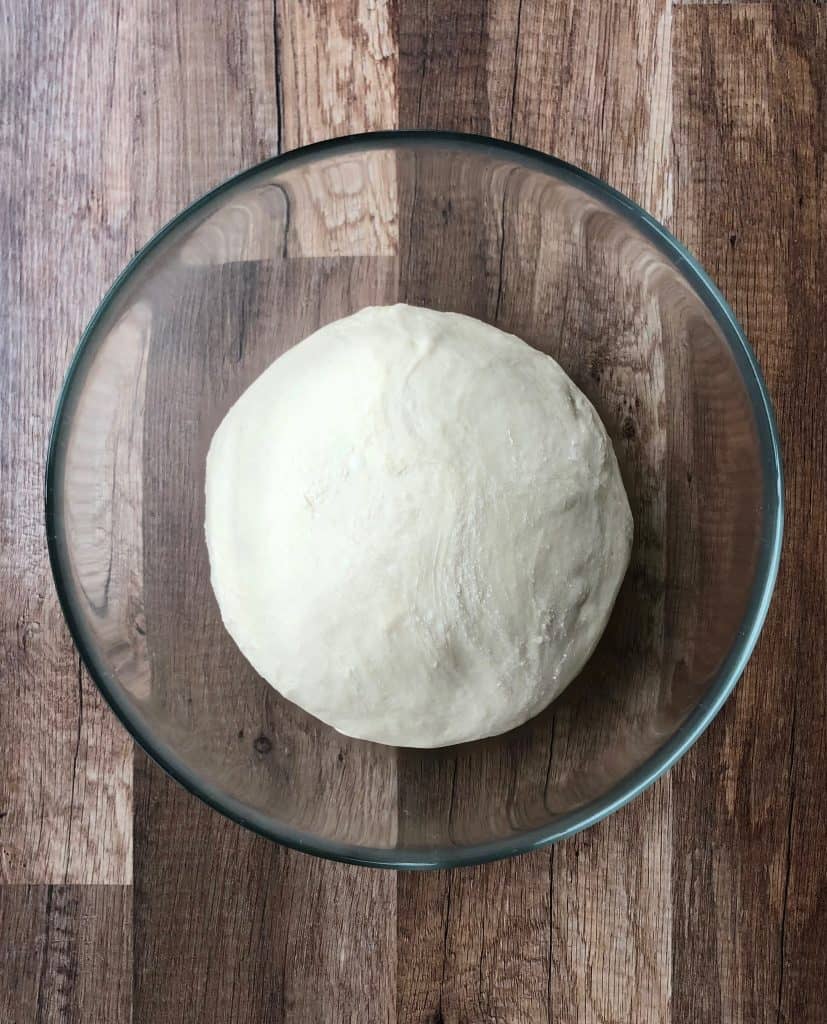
(671, 6), (826, 1022)
(396, 0), (534, 143)
(275, 0), (397, 257)
(135, 762), (395, 1022)
(0, 0), (133, 885)
(399, 858), (553, 1023)
(134, 258), (399, 1024)
(397, 3), (675, 1022)
(511, 0), (673, 220)
(0, 884), (131, 1024)
(128, 0), (278, 228)
(513, 6), (675, 1023)
(276, 0), (395, 148)
(130, 4), (400, 1022)
(123, 2), (280, 1020)
(395, 8), (557, 1023)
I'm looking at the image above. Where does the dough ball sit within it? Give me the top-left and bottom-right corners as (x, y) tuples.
(205, 304), (632, 747)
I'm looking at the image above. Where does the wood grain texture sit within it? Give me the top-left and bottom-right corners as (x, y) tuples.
(134, 758), (395, 1023)
(396, 10), (556, 1022)
(0, 884), (131, 1024)
(515, 8), (674, 1023)
(275, 0), (397, 256)
(276, 0), (395, 148)
(126, 0), (277, 226)
(511, 0), (673, 219)
(0, 0), (133, 885)
(397, 4), (674, 1023)
(671, 6), (826, 1023)
(3, 1), (826, 1022)
(129, 3), (399, 1022)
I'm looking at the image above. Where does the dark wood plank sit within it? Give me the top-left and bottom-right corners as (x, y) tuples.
(399, 855), (553, 1023)
(671, 5), (826, 1023)
(135, 759), (396, 1023)
(0, 0), (133, 885)
(396, 3), (675, 1021)
(396, 7), (558, 1022)
(0, 884), (131, 1024)
(513, 6), (675, 1022)
(121, 1), (279, 1020)
(399, 1), (501, 134)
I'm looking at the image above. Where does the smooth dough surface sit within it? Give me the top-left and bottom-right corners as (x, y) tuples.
(205, 304), (632, 747)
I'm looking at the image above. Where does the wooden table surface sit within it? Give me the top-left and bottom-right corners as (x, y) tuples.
(2, 2), (825, 1021)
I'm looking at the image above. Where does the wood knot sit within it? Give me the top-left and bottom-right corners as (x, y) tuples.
(253, 734), (272, 755)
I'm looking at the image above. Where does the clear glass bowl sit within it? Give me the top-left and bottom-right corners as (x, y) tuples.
(46, 132), (783, 867)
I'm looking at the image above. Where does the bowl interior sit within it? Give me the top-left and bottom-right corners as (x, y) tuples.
(48, 135), (781, 865)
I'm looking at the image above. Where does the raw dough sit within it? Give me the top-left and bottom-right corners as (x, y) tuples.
(205, 304), (632, 747)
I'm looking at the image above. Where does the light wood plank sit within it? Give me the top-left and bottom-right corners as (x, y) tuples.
(127, 0), (278, 228)
(273, 6), (400, 1018)
(512, 0), (673, 221)
(395, 6), (560, 1022)
(0, 0), (133, 885)
(276, 0), (397, 256)
(130, 4), (399, 1022)
(276, 0), (395, 148)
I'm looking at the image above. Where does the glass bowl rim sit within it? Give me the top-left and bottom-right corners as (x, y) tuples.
(45, 129), (784, 869)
